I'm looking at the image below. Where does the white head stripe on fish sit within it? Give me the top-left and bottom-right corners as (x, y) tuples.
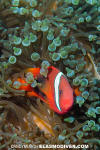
(54, 72), (64, 111)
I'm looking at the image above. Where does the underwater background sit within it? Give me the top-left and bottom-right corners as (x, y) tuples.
(0, 0), (100, 149)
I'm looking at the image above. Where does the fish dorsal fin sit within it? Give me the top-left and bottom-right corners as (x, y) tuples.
(25, 68), (40, 78)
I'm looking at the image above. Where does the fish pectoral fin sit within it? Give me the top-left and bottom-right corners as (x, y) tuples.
(39, 97), (49, 105)
(27, 91), (49, 105)
(27, 91), (38, 97)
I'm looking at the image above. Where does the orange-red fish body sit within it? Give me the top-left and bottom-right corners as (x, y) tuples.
(12, 66), (74, 114)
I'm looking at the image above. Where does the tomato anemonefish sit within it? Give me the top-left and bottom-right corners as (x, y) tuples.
(11, 66), (74, 114)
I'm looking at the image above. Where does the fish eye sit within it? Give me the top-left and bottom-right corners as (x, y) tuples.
(59, 90), (63, 96)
